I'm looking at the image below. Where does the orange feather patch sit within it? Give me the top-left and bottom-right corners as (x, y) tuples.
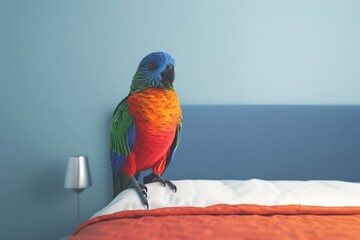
(121, 88), (181, 176)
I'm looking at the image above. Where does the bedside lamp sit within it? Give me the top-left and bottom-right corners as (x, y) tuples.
(64, 155), (91, 226)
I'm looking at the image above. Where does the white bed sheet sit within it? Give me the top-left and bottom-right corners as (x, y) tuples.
(92, 179), (360, 218)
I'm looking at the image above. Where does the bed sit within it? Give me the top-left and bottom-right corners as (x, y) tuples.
(70, 106), (360, 239)
(70, 179), (360, 239)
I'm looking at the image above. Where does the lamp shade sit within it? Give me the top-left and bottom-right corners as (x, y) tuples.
(64, 155), (91, 192)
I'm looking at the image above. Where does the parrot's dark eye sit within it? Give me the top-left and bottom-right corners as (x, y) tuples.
(148, 62), (157, 70)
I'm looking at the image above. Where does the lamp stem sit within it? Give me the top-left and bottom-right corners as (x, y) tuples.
(77, 192), (80, 227)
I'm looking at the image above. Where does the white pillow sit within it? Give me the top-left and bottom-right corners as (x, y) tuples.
(92, 179), (360, 218)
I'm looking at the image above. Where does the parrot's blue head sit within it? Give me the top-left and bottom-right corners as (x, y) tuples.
(130, 51), (175, 93)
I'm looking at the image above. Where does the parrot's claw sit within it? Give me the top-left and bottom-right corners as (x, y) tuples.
(130, 182), (148, 192)
(152, 175), (177, 193)
(130, 175), (149, 209)
(139, 183), (148, 192)
(166, 181), (177, 192)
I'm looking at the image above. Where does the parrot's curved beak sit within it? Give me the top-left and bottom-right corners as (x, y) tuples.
(161, 65), (175, 88)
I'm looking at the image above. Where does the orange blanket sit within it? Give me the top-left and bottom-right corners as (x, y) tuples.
(70, 204), (360, 240)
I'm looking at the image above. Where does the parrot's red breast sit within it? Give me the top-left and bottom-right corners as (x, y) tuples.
(121, 88), (181, 176)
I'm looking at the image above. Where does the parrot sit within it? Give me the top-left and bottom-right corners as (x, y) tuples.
(109, 51), (182, 209)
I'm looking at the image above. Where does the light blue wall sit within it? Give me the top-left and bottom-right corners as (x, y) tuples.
(1, 1), (360, 239)
(2, 0), (360, 106)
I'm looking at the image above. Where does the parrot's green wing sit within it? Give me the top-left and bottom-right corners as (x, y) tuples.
(110, 96), (139, 198)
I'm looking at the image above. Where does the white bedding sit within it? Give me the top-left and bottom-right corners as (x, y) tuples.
(92, 179), (360, 218)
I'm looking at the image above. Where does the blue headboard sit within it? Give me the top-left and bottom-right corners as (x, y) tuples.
(162, 105), (360, 181)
